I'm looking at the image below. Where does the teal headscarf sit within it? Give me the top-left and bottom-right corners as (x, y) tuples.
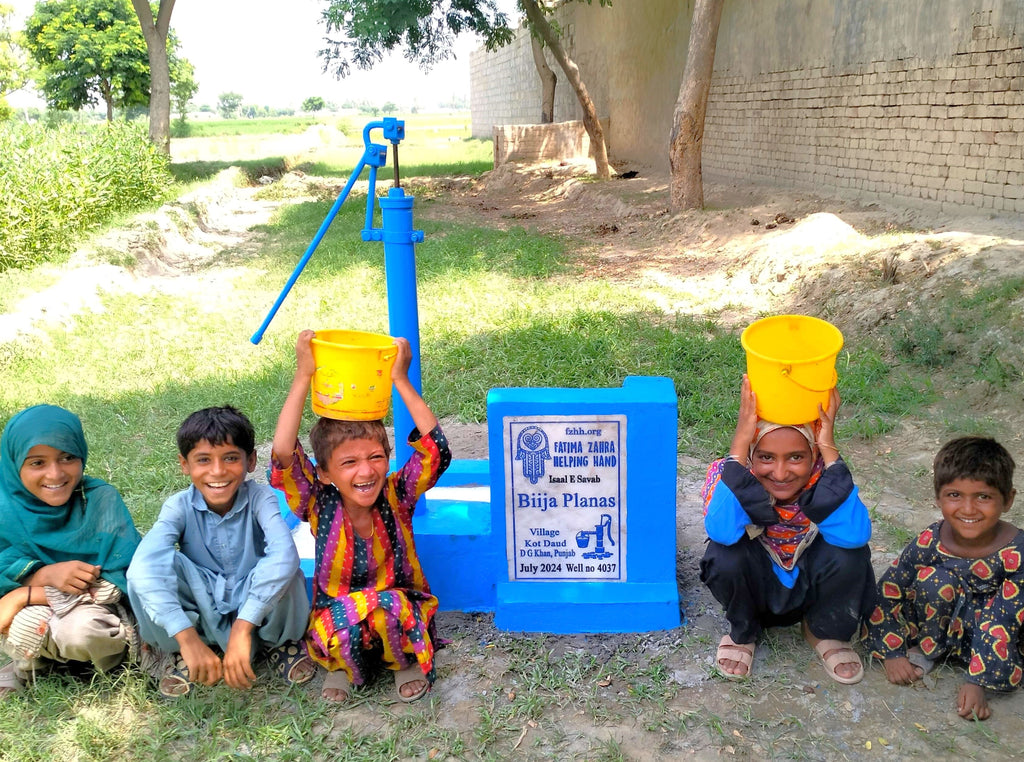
(0, 405), (140, 595)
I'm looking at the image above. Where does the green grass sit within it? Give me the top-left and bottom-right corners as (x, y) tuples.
(2, 121), (1012, 760)
(0, 188), (945, 527)
(0, 122), (173, 270)
(888, 278), (1024, 388)
(175, 116), (328, 139)
(297, 138), (493, 179)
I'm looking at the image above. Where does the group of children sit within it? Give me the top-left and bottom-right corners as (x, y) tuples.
(1, 331), (1023, 721)
(0, 331), (448, 703)
(702, 375), (1024, 721)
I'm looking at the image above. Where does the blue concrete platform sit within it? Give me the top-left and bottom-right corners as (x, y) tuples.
(274, 376), (681, 634)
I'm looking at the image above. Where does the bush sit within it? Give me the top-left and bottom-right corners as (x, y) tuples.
(0, 121), (173, 270)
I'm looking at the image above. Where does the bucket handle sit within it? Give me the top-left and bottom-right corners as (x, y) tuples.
(780, 366), (837, 394)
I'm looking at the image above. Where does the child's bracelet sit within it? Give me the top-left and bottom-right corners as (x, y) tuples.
(816, 442), (839, 451)
(725, 454), (748, 467)
(26, 586), (32, 606)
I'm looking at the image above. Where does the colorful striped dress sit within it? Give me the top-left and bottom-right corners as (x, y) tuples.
(270, 426), (451, 685)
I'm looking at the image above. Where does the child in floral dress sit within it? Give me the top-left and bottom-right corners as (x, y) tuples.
(867, 436), (1024, 721)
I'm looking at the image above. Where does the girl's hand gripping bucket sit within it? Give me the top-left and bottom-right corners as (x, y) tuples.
(310, 330), (398, 421)
(740, 315), (843, 425)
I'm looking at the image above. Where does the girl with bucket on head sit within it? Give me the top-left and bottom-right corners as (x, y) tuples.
(0, 405), (141, 698)
(699, 375), (875, 684)
(271, 330), (451, 704)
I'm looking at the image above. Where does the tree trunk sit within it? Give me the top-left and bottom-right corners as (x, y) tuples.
(132, 0), (175, 155)
(530, 33), (556, 124)
(669, 0), (725, 210)
(101, 80), (113, 122)
(521, 0), (609, 179)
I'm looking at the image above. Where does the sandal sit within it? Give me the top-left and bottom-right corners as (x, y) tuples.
(268, 641), (315, 685)
(812, 639), (864, 685)
(907, 648), (936, 677)
(322, 670), (351, 702)
(394, 665), (430, 703)
(0, 662), (23, 698)
(159, 653), (193, 699)
(715, 634), (755, 680)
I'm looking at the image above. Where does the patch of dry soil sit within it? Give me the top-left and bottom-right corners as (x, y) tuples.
(7, 160), (1024, 758)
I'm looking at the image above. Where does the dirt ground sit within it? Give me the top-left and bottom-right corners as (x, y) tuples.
(8, 157), (1024, 759)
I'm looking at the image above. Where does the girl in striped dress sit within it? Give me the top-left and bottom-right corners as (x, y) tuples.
(700, 376), (875, 684)
(272, 331), (451, 703)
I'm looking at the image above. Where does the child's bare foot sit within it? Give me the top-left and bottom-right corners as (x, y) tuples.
(883, 653), (924, 685)
(957, 682), (990, 720)
(321, 670), (351, 702)
(803, 623), (863, 684)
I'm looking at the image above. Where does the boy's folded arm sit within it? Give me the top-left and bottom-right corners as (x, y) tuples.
(126, 500), (194, 637)
(965, 566), (1024, 687)
(236, 487), (303, 625)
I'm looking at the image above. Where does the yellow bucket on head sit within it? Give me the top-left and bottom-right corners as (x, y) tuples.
(741, 315), (843, 425)
(310, 330), (398, 421)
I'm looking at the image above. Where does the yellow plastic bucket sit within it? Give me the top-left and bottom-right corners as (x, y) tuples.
(740, 315), (843, 425)
(309, 330), (398, 421)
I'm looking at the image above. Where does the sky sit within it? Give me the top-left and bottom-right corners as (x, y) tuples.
(6, 0), (520, 111)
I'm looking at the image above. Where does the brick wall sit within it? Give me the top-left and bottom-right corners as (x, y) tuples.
(470, 9), (608, 136)
(703, 13), (1024, 214)
(470, 1), (1024, 214)
(493, 120), (609, 165)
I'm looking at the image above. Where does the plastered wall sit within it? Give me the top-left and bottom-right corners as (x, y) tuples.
(470, 0), (1024, 213)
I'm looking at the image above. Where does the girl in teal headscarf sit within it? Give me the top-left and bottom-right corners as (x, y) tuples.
(0, 405), (141, 697)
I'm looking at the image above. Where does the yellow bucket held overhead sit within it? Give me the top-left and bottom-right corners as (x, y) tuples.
(740, 315), (843, 425)
(310, 330), (398, 421)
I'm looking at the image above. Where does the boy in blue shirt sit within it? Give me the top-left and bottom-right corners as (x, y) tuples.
(127, 406), (311, 697)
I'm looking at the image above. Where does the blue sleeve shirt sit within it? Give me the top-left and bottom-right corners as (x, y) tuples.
(127, 480), (300, 638)
(703, 457), (871, 587)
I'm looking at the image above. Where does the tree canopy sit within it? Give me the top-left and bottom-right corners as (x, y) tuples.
(24, 0), (150, 120)
(217, 91), (242, 119)
(302, 95), (325, 112)
(318, 0), (515, 79)
(316, 0), (611, 177)
(23, 0), (191, 125)
(170, 54), (197, 123)
(0, 3), (28, 120)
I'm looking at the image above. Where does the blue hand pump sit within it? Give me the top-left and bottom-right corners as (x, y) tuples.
(250, 118), (425, 466)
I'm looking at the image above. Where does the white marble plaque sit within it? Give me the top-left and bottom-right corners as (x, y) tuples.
(504, 415), (626, 581)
